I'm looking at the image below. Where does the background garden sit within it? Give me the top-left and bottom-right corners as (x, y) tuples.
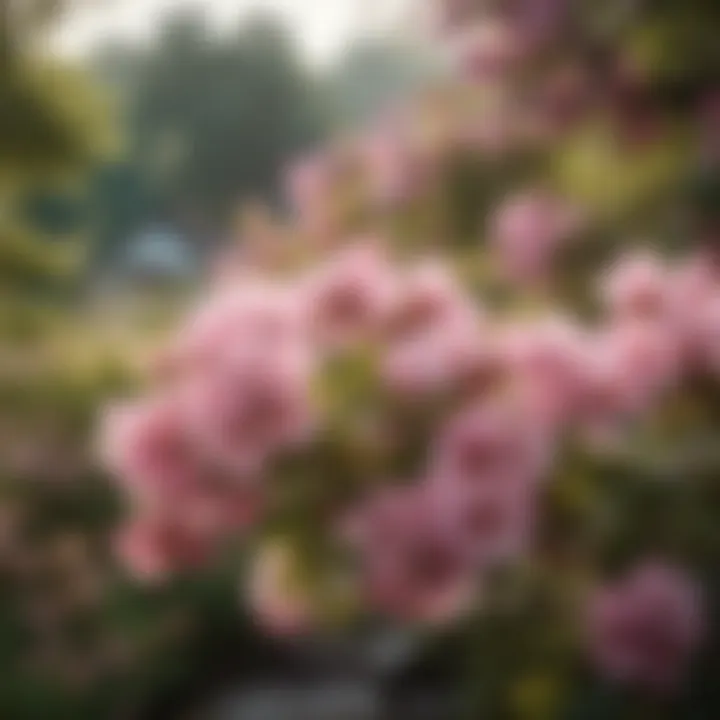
(1, 1), (720, 718)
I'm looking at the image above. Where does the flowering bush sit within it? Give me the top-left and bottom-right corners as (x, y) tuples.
(101, 0), (720, 714)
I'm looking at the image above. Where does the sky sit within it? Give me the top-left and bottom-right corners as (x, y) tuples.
(57, 0), (413, 66)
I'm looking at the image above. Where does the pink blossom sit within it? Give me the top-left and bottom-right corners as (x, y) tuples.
(340, 485), (434, 551)
(490, 190), (583, 283)
(171, 281), (308, 373)
(115, 516), (214, 581)
(431, 397), (552, 491)
(303, 240), (399, 348)
(587, 562), (705, 692)
(580, 320), (681, 427)
(433, 480), (535, 565)
(346, 486), (476, 624)
(382, 261), (493, 395)
(388, 259), (480, 340)
(101, 395), (267, 571)
(174, 480), (265, 537)
(670, 253), (719, 316)
(383, 319), (490, 396)
(502, 316), (592, 429)
(99, 398), (205, 505)
(667, 255), (720, 370)
(686, 293), (720, 374)
(180, 348), (314, 474)
(600, 250), (672, 321)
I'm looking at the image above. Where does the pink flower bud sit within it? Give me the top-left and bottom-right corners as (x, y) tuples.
(345, 486), (476, 624)
(115, 516), (214, 581)
(389, 259), (480, 340)
(383, 319), (490, 397)
(99, 398), (204, 504)
(587, 562), (705, 692)
(172, 281), (308, 373)
(431, 397), (552, 491)
(303, 239), (399, 349)
(581, 320), (681, 427)
(180, 348), (315, 474)
(432, 480), (535, 565)
(668, 254), (720, 371)
(601, 250), (672, 321)
(490, 190), (583, 283)
(502, 316), (592, 429)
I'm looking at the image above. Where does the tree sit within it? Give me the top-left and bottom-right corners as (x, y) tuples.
(125, 10), (326, 241)
(0, 0), (113, 176)
(0, 0), (114, 312)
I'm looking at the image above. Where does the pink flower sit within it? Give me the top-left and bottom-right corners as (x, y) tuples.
(580, 320), (681, 427)
(102, 397), (265, 564)
(180, 348), (314, 474)
(115, 516), (215, 581)
(383, 319), (490, 396)
(346, 486), (476, 624)
(173, 480), (265, 536)
(688, 294), (720, 374)
(490, 190), (583, 283)
(667, 254), (720, 371)
(670, 253), (719, 316)
(432, 480), (535, 565)
(303, 240), (398, 348)
(587, 562), (705, 692)
(388, 259), (480, 340)
(600, 250), (672, 321)
(171, 281), (308, 373)
(99, 398), (205, 505)
(431, 397), (552, 491)
(502, 316), (592, 429)
(340, 485), (432, 551)
(382, 260), (494, 395)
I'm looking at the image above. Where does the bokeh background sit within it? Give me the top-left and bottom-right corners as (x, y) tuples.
(1, 1), (719, 718)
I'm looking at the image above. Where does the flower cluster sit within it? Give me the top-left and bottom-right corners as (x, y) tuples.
(100, 0), (720, 703)
(102, 235), (716, 687)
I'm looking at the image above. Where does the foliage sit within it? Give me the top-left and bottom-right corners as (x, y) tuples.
(0, 0), (115, 307)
